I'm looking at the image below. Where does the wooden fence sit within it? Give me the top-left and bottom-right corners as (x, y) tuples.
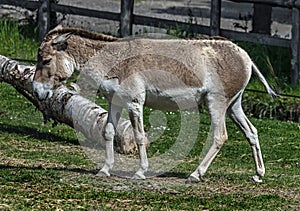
(0, 0), (299, 84)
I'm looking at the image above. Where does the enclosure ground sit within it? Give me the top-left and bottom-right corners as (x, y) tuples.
(0, 83), (299, 210)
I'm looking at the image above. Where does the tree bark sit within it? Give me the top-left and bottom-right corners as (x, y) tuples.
(0, 55), (148, 154)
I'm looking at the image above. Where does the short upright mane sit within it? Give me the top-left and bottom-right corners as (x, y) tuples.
(190, 35), (228, 41)
(45, 27), (119, 42)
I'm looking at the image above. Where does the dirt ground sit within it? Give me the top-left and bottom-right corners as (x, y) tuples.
(0, 0), (292, 38)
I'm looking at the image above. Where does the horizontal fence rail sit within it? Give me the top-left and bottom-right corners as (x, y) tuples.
(229, 0), (300, 8)
(51, 4), (120, 21)
(0, 0), (40, 10)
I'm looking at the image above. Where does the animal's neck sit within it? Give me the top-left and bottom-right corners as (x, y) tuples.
(66, 36), (109, 68)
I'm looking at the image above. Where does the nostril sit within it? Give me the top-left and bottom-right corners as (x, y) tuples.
(33, 91), (39, 98)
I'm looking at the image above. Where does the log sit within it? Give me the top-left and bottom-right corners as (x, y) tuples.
(0, 55), (149, 154)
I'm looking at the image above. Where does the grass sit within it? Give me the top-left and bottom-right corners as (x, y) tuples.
(0, 19), (39, 61)
(0, 19), (299, 210)
(0, 82), (299, 210)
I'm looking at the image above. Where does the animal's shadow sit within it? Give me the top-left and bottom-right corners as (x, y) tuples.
(0, 123), (188, 180)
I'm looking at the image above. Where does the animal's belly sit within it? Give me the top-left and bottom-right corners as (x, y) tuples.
(144, 87), (204, 110)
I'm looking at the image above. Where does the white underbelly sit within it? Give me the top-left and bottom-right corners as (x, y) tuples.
(145, 87), (205, 110)
(97, 78), (206, 110)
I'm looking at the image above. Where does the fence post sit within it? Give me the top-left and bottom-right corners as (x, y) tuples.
(252, 4), (272, 35)
(120, 0), (134, 37)
(38, 0), (51, 42)
(291, 7), (300, 84)
(210, 0), (221, 36)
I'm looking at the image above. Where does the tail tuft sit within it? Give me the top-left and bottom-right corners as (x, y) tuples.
(267, 87), (280, 99)
(252, 64), (279, 99)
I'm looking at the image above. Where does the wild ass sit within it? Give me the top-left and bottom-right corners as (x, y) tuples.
(32, 27), (277, 182)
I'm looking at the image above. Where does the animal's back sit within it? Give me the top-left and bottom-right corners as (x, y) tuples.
(84, 38), (253, 109)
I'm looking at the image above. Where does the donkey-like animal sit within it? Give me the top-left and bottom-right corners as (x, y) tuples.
(33, 27), (277, 182)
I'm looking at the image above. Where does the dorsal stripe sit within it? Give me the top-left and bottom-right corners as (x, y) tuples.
(45, 27), (119, 42)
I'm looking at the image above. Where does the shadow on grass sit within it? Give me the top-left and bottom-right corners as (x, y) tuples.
(157, 172), (188, 179)
(108, 170), (188, 179)
(0, 164), (190, 182)
(0, 163), (96, 175)
(0, 123), (190, 180)
(0, 160), (189, 180)
(0, 123), (79, 145)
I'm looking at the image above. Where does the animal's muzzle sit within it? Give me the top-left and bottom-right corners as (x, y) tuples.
(32, 81), (53, 101)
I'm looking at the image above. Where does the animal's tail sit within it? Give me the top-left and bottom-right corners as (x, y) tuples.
(252, 63), (279, 98)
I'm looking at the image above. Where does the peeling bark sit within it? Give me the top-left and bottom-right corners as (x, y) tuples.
(0, 55), (148, 154)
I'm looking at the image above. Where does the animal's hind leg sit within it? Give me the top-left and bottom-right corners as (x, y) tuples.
(127, 101), (148, 180)
(229, 95), (265, 182)
(97, 103), (122, 177)
(188, 95), (228, 182)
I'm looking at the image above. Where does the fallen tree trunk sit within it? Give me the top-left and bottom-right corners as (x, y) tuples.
(0, 55), (147, 154)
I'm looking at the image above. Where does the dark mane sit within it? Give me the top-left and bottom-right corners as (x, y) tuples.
(45, 27), (119, 42)
(189, 35), (228, 41)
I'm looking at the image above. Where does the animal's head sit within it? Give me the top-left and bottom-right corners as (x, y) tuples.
(33, 32), (77, 100)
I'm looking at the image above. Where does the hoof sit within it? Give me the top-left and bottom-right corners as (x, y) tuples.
(131, 172), (146, 180)
(252, 175), (262, 183)
(186, 175), (201, 183)
(96, 170), (110, 177)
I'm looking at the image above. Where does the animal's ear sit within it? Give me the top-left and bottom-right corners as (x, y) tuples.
(52, 33), (72, 46)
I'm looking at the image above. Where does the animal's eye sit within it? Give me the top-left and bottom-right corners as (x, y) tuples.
(42, 59), (51, 65)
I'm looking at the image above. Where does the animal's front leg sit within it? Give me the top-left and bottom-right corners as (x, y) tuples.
(128, 101), (148, 180)
(97, 103), (121, 177)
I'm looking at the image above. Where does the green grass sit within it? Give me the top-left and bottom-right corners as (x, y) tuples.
(0, 19), (39, 61)
(237, 41), (291, 81)
(0, 19), (300, 210)
(0, 82), (300, 210)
